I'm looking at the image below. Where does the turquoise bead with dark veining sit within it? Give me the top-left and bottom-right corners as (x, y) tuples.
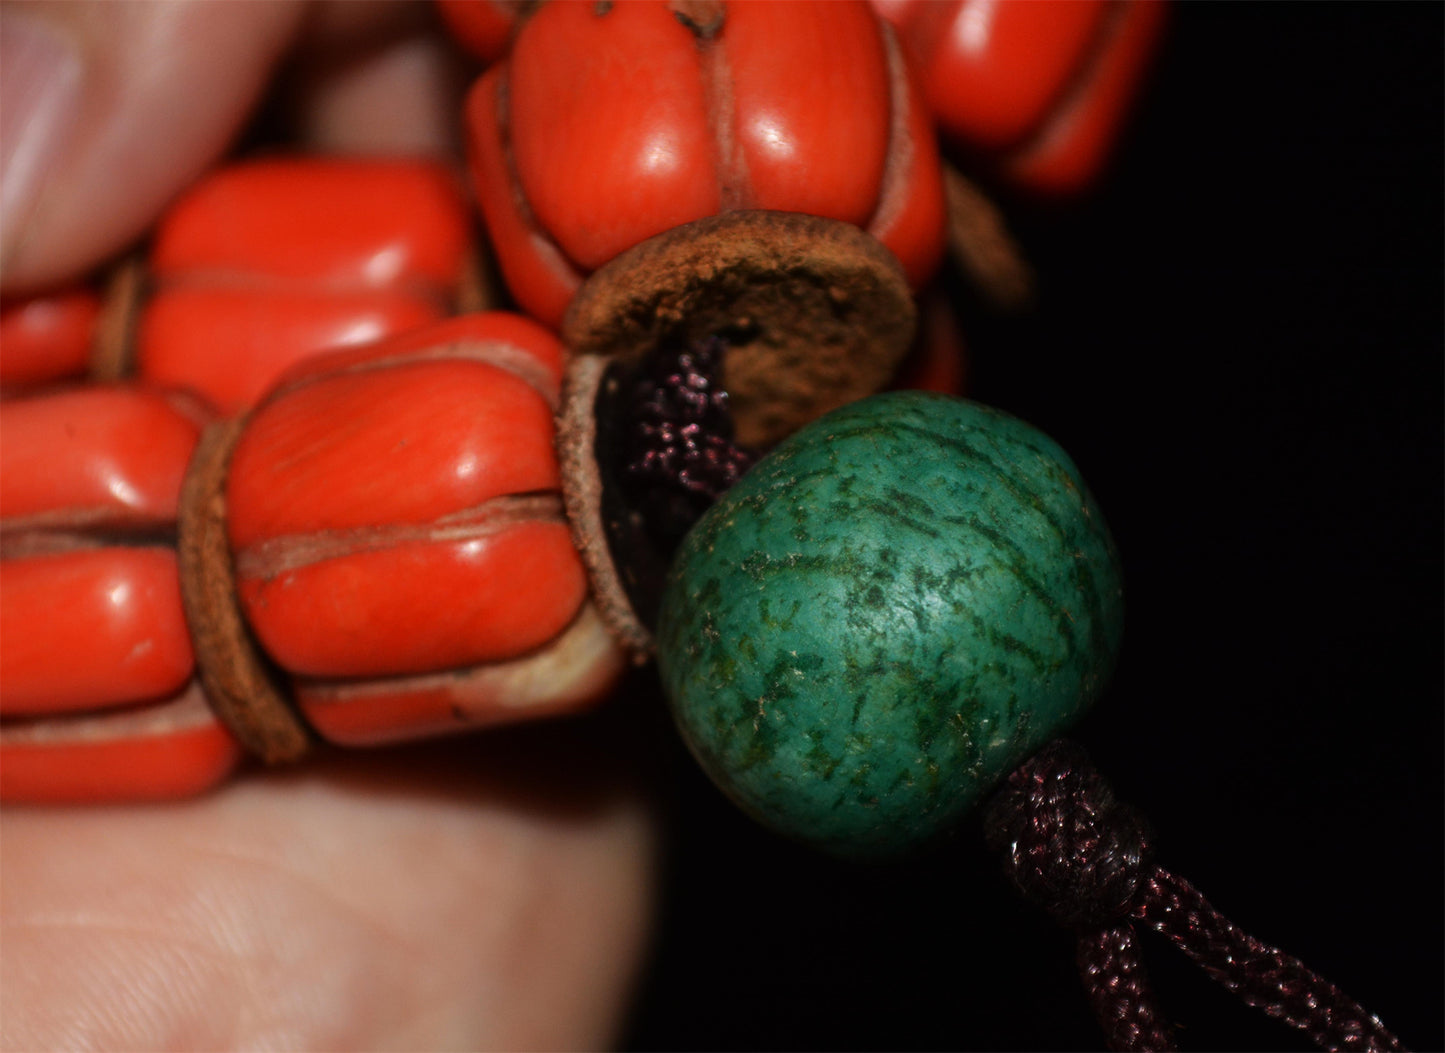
(656, 391), (1125, 858)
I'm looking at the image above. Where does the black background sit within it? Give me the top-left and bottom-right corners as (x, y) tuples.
(622, 4), (1443, 1051)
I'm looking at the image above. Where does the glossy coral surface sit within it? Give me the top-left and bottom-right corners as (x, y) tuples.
(0, 548), (195, 716)
(1004, 0), (1167, 196)
(0, 685), (241, 803)
(0, 387), (203, 717)
(0, 386), (202, 529)
(137, 159), (470, 412)
(877, 0), (1166, 196)
(467, 0), (945, 328)
(226, 314), (588, 680)
(435, 0), (522, 63)
(0, 287), (100, 389)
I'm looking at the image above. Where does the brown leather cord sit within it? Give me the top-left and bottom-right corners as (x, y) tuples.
(176, 419), (312, 764)
(984, 741), (1406, 1052)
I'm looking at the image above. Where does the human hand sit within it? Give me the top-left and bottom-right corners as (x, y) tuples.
(1, 3), (658, 1048)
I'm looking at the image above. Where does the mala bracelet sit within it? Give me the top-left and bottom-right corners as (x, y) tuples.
(0, 2), (1408, 1048)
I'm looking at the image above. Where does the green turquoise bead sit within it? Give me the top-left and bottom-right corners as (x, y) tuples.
(656, 391), (1125, 858)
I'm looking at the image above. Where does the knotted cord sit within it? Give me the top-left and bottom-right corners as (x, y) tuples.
(984, 741), (1406, 1052)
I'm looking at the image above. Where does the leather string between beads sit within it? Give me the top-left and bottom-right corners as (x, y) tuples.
(176, 418), (312, 764)
(982, 740), (1406, 1053)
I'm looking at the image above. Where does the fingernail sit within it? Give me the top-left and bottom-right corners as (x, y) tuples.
(1, 12), (83, 270)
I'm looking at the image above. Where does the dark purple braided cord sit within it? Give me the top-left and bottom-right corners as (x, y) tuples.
(983, 740), (1407, 1052)
(622, 335), (756, 553)
(1077, 924), (1177, 1052)
(1135, 867), (1406, 1052)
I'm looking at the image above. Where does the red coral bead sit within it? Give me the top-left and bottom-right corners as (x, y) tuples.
(149, 159), (468, 288)
(0, 547), (195, 716)
(435, 0), (522, 64)
(506, 0), (719, 273)
(0, 386), (202, 717)
(1004, 0), (1167, 196)
(0, 386), (202, 529)
(467, 0), (945, 329)
(137, 159), (471, 412)
(295, 605), (626, 747)
(877, 0), (1166, 196)
(0, 684), (241, 803)
(226, 314), (588, 681)
(0, 288), (100, 390)
(139, 286), (441, 416)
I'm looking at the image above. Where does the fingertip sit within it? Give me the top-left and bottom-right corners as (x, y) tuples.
(0, 0), (308, 295)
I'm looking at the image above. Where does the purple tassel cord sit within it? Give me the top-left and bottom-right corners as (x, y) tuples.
(622, 336), (756, 554)
(984, 742), (1406, 1052)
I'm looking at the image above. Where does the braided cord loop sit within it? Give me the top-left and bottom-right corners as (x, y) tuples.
(985, 741), (1406, 1052)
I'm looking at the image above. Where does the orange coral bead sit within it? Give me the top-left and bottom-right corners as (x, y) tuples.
(869, 28), (948, 290)
(138, 286), (442, 416)
(895, 0), (1110, 153)
(149, 159), (468, 289)
(435, 0), (522, 64)
(0, 288), (99, 389)
(0, 386), (202, 529)
(238, 520), (586, 678)
(226, 316), (587, 681)
(138, 159), (470, 411)
(465, 68), (582, 328)
(722, 1), (891, 226)
(1005, 0), (1167, 196)
(0, 684), (241, 803)
(876, 0), (1166, 197)
(0, 548), (195, 716)
(507, 0), (720, 272)
(468, 0), (945, 329)
(228, 359), (559, 548)
(295, 604), (626, 746)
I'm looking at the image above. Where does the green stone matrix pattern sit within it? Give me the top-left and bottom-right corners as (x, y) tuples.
(656, 391), (1124, 857)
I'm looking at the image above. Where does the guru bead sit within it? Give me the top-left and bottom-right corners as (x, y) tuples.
(656, 391), (1124, 858)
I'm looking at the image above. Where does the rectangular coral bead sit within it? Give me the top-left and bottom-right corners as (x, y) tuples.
(148, 159), (469, 291)
(0, 548), (195, 716)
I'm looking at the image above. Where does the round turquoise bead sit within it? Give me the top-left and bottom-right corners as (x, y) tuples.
(656, 391), (1125, 858)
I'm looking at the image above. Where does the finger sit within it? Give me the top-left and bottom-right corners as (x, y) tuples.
(0, 714), (659, 1050)
(282, 0), (471, 157)
(0, 0), (307, 295)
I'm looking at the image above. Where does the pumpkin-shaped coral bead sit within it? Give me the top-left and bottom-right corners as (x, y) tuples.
(227, 314), (584, 681)
(466, 0), (945, 330)
(657, 392), (1125, 858)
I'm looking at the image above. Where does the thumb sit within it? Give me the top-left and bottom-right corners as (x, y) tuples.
(1, 0), (307, 295)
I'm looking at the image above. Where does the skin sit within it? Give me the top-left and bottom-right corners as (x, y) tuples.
(0, 2), (659, 1048)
